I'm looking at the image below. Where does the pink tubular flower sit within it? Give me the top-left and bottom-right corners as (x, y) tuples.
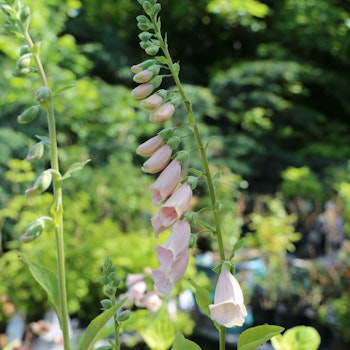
(150, 159), (181, 205)
(152, 249), (189, 295)
(151, 213), (169, 236)
(155, 220), (191, 268)
(142, 144), (172, 174)
(149, 102), (175, 123)
(157, 182), (192, 227)
(209, 263), (248, 328)
(137, 135), (164, 157)
(140, 93), (163, 111)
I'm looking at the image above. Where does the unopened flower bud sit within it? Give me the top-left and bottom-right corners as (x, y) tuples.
(25, 170), (52, 197)
(20, 217), (51, 243)
(133, 70), (152, 84)
(139, 32), (153, 41)
(17, 105), (40, 124)
(137, 134), (164, 157)
(140, 41), (152, 50)
(131, 76), (162, 100)
(152, 3), (161, 15)
(117, 310), (131, 322)
(137, 22), (152, 31)
(26, 142), (44, 162)
(131, 59), (155, 74)
(140, 93), (163, 110)
(20, 6), (31, 24)
(16, 54), (31, 69)
(145, 45), (160, 56)
(149, 102), (175, 123)
(19, 45), (31, 56)
(136, 15), (149, 24)
(133, 65), (160, 83)
(35, 87), (52, 109)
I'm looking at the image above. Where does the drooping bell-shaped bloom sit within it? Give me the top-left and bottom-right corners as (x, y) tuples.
(142, 144), (172, 174)
(150, 159), (181, 205)
(149, 102), (175, 123)
(137, 135), (164, 157)
(152, 249), (190, 295)
(209, 263), (247, 328)
(157, 182), (192, 227)
(140, 93), (163, 111)
(155, 220), (191, 267)
(152, 219), (191, 294)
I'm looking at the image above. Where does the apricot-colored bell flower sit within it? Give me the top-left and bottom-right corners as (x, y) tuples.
(209, 263), (247, 328)
(137, 135), (164, 157)
(157, 182), (192, 227)
(142, 144), (172, 174)
(149, 102), (175, 123)
(150, 159), (181, 205)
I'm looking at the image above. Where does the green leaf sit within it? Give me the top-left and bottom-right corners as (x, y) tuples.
(237, 325), (284, 350)
(77, 297), (128, 350)
(172, 332), (202, 350)
(19, 255), (61, 325)
(62, 159), (91, 180)
(187, 278), (211, 317)
(53, 84), (76, 97)
(229, 238), (245, 259)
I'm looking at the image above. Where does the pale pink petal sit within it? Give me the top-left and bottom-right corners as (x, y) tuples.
(155, 220), (191, 267)
(150, 159), (181, 205)
(140, 93), (163, 111)
(152, 249), (189, 294)
(137, 135), (164, 157)
(151, 213), (169, 237)
(131, 83), (154, 99)
(158, 183), (192, 227)
(149, 102), (175, 123)
(209, 302), (247, 327)
(142, 144), (172, 174)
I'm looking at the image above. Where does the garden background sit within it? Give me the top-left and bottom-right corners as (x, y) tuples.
(1, 0), (350, 348)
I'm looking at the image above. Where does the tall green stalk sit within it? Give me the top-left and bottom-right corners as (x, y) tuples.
(23, 29), (71, 350)
(156, 23), (228, 350)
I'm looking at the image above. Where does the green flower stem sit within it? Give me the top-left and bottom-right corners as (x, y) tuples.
(23, 29), (71, 350)
(159, 36), (226, 262)
(219, 326), (226, 350)
(112, 296), (120, 350)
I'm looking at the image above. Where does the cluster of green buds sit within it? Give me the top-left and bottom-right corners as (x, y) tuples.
(0, 1), (37, 76)
(136, 0), (161, 56)
(99, 257), (130, 329)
